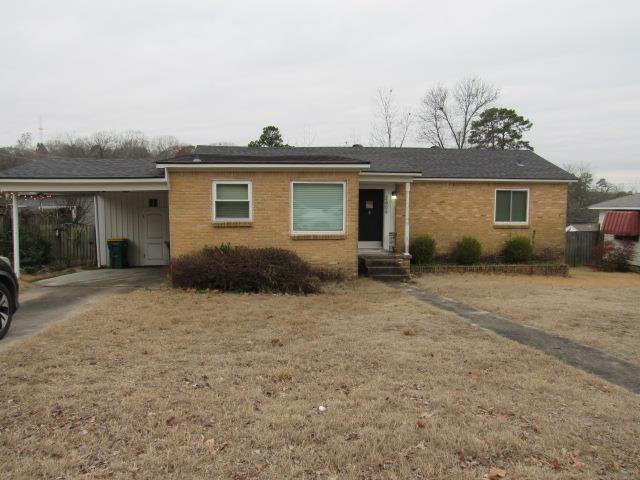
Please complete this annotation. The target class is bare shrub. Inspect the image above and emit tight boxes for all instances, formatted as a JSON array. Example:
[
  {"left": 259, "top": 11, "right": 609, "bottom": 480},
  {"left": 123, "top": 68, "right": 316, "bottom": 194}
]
[
  {"left": 170, "top": 245, "right": 340, "bottom": 294},
  {"left": 592, "top": 241, "right": 635, "bottom": 272}
]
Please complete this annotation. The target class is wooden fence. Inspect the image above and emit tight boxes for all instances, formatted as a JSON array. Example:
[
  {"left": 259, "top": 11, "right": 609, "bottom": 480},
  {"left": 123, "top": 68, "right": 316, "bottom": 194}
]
[
  {"left": 0, "top": 214, "right": 96, "bottom": 267},
  {"left": 565, "top": 231, "right": 600, "bottom": 267}
]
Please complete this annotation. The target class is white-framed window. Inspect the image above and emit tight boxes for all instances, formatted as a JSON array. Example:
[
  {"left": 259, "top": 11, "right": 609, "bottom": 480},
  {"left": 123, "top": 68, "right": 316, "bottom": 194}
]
[
  {"left": 212, "top": 181, "right": 252, "bottom": 221},
  {"left": 494, "top": 188, "right": 529, "bottom": 224},
  {"left": 291, "top": 181, "right": 346, "bottom": 234}
]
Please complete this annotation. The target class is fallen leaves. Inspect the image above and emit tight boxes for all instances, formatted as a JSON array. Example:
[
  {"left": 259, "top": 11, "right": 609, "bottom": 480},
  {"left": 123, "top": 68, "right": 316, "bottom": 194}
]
[
  {"left": 165, "top": 416, "right": 178, "bottom": 426},
  {"left": 487, "top": 466, "right": 506, "bottom": 479},
  {"left": 50, "top": 403, "right": 64, "bottom": 417},
  {"left": 204, "top": 438, "right": 216, "bottom": 452},
  {"left": 402, "top": 326, "right": 416, "bottom": 336}
]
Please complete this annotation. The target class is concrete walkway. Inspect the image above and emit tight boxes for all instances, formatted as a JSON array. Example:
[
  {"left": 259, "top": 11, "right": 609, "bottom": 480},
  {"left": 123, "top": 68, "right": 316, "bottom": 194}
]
[
  {"left": 397, "top": 283, "right": 640, "bottom": 394},
  {"left": 0, "top": 268, "right": 167, "bottom": 352}
]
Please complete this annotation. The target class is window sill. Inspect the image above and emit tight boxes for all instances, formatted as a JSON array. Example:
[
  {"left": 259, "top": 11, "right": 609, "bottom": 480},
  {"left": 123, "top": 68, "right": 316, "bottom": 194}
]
[
  {"left": 493, "top": 223, "right": 530, "bottom": 229},
  {"left": 213, "top": 221, "right": 253, "bottom": 228},
  {"left": 291, "top": 233, "right": 346, "bottom": 240}
]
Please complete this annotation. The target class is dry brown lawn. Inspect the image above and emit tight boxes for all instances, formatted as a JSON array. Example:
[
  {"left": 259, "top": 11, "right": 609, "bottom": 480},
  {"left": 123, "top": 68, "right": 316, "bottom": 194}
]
[
  {"left": 1, "top": 279, "right": 639, "bottom": 479},
  {"left": 415, "top": 268, "right": 640, "bottom": 365}
]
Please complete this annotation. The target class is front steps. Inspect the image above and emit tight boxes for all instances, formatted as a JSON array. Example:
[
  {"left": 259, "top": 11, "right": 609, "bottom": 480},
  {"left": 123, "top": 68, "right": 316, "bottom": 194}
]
[{"left": 359, "top": 253, "right": 411, "bottom": 282}]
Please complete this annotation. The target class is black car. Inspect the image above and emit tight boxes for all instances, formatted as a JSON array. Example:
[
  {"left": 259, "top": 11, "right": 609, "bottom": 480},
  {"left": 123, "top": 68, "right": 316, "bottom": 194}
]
[{"left": 0, "top": 256, "right": 19, "bottom": 340}]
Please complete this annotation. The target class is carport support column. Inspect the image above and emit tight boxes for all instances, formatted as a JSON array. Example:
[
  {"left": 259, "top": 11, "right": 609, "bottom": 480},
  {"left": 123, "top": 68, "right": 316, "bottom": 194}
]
[
  {"left": 11, "top": 193, "right": 20, "bottom": 278},
  {"left": 404, "top": 182, "right": 410, "bottom": 255}
]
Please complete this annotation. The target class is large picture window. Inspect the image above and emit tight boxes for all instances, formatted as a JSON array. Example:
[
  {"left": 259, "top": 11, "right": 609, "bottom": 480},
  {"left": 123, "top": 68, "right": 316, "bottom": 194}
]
[
  {"left": 213, "top": 181, "right": 252, "bottom": 221},
  {"left": 495, "top": 189, "right": 529, "bottom": 224},
  {"left": 291, "top": 182, "right": 345, "bottom": 234}
]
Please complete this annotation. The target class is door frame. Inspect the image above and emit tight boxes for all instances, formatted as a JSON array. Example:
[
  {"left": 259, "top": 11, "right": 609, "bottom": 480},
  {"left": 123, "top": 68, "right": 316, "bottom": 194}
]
[
  {"left": 141, "top": 207, "right": 169, "bottom": 266},
  {"left": 358, "top": 184, "right": 396, "bottom": 251}
]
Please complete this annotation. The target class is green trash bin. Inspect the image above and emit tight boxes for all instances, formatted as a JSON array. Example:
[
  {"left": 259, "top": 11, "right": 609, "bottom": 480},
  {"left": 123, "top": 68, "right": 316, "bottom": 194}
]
[{"left": 107, "top": 238, "right": 129, "bottom": 268}]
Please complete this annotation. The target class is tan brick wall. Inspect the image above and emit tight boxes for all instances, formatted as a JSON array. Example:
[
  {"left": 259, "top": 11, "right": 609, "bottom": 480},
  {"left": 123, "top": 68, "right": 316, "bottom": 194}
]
[
  {"left": 167, "top": 170, "right": 359, "bottom": 275},
  {"left": 395, "top": 182, "right": 568, "bottom": 259}
]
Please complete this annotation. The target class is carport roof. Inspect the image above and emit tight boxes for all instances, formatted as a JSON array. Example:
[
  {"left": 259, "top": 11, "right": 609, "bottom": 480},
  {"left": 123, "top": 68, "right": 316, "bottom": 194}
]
[{"left": 0, "top": 156, "right": 163, "bottom": 179}]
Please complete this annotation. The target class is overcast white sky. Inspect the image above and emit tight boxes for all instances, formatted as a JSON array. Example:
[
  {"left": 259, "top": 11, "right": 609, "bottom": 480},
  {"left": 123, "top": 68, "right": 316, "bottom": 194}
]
[{"left": 1, "top": 0, "right": 638, "bottom": 188}]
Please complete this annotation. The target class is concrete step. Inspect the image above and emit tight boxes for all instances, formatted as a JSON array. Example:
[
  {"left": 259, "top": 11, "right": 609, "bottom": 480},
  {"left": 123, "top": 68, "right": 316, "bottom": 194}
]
[
  {"left": 363, "top": 258, "right": 401, "bottom": 267},
  {"left": 369, "top": 273, "right": 410, "bottom": 282},
  {"left": 367, "top": 266, "right": 409, "bottom": 275}
]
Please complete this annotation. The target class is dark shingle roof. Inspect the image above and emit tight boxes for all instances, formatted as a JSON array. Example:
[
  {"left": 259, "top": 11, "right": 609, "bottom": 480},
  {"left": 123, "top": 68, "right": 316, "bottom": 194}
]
[
  {"left": 0, "top": 148, "right": 576, "bottom": 182},
  {"left": 589, "top": 193, "right": 640, "bottom": 210},
  {"left": 193, "top": 146, "right": 575, "bottom": 180},
  {"left": 157, "top": 154, "right": 368, "bottom": 165},
  {"left": 0, "top": 156, "right": 163, "bottom": 179}
]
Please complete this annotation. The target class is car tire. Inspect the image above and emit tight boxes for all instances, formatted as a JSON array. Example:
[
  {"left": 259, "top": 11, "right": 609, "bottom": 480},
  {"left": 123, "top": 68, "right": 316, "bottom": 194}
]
[{"left": 0, "top": 283, "right": 14, "bottom": 340}]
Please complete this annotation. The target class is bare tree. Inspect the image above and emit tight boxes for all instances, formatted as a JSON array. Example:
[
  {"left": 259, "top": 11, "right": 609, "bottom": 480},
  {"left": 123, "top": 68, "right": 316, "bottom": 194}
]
[
  {"left": 15, "top": 132, "right": 34, "bottom": 151},
  {"left": 370, "top": 88, "right": 413, "bottom": 148},
  {"left": 113, "top": 130, "right": 149, "bottom": 158},
  {"left": 150, "top": 135, "right": 190, "bottom": 159},
  {"left": 418, "top": 76, "right": 499, "bottom": 149},
  {"left": 417, "top": 86, "right": 448, "bottom": 148},
  {"left": 61, "top": 195, "right": 93, "bottom": 224},
  {"left": 88, "top": 131, "right": 116, "bottom": 158}
]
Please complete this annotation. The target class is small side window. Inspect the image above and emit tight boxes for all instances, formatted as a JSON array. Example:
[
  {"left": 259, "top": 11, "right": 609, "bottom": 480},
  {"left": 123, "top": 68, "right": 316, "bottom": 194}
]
[
  {"left": 213, "top": 181, "right": 252, "bottom": 221},
  {"left": 148, "top": 198, "right": 158, "bottom": 208},
  {"left": 495, "top": 189, "right": 529, "bottom": 224}
]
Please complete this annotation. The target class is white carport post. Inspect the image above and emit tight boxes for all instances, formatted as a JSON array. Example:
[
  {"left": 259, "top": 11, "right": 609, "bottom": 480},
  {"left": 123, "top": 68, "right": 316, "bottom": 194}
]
[
  {"left": 11, "top": 193, "right": 20, "bottom": 278},
  {"left": 404, "top": 182, "right": 411, "bottom": 255}
]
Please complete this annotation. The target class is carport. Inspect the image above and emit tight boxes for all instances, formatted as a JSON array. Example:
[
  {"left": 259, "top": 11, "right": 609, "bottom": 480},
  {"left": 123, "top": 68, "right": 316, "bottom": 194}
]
[{"left": 0, "top": 157, "right": 170, "bottom": 276}]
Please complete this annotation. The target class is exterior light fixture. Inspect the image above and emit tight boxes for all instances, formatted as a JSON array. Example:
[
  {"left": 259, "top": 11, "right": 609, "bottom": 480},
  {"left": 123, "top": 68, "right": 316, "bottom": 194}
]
[{"left": 391, "top": 191, "right": 397, "bottom": 200}]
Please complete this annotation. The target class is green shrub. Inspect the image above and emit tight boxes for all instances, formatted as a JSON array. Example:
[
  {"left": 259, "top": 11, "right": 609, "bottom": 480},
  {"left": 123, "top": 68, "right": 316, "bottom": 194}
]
[
  {"left": 171, "top": 246, "right": 340, "bottom": 294},
  {"left": 503, "top": 236, "right": 533, "bottom": 263},
  {"left": 0, "top": 230, "right": 51, "bottom": 272},
  {"left": 454, "top": 236, "right": 482, "bottom": 265},
  {"left": 410, "top": 235, "right": 436, "bottom": 264}
]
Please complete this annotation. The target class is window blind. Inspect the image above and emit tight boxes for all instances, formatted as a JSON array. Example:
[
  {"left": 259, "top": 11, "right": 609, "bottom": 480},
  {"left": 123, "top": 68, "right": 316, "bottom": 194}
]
[{"left": 292, "top": 183, "right": 344, "bottom": 232}]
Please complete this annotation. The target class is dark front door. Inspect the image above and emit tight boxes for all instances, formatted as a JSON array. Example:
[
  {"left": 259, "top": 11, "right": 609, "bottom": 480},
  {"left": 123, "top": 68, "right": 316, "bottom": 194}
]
[{"left": 358, "top": 189, "right": 384, "bottom": 242}]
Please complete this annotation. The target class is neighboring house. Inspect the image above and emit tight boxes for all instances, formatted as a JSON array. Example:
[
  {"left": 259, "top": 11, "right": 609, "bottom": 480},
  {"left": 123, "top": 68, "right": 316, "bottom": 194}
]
[
  {"left": 0, "top": 148, "right": 575, "bottom": 276},
  {"left": 589, "top": 193, "right": 640, "bottom": 268}
]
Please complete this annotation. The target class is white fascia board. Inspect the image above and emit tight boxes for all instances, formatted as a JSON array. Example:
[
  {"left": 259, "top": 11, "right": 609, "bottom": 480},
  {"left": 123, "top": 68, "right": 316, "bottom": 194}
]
[
  {"left": 360, "top": 171, "right": 421, "bottom": 176},
  {"left": 588, "top": 206, "right": 640, "bottom": 210},
  {"left": 157, "top": 163, "right": 370, "bottom": 170},
  {"left": 359, "top": 172, "right": 418, "bottom": 183},
  {"left": 413, "top": 177, "right": 577, "bottom": 183},
  {"left": 0, "top": 178, "right": 168, "bottom": 192}
]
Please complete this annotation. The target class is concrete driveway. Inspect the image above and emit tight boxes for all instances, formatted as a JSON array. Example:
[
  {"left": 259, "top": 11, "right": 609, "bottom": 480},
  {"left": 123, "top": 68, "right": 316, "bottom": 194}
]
[{"left": 0, "top": 268, "right": 167, "bottom": 351}]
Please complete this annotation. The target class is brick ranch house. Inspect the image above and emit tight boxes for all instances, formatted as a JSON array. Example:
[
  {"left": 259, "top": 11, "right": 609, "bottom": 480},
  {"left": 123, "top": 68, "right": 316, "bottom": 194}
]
[{"left": 0, "top": 146, "right": 575, "bottom": 277}]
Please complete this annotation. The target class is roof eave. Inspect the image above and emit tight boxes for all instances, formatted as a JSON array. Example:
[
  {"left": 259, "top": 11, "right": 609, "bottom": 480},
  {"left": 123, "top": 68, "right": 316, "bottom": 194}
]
[
  {"left": 589, "top": 206, "right": 640, "bottom": 210},
  {"left": 156, "top": 163, "right": 370, "bottom": 170},
  {"left": 0, "top": 177, "right": 167, "bottom": 192},
  {"left": 413, "top": 177, "right": 577, "bottom": 183}
]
